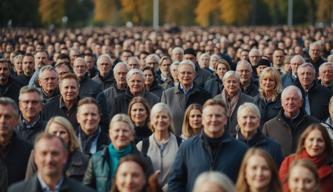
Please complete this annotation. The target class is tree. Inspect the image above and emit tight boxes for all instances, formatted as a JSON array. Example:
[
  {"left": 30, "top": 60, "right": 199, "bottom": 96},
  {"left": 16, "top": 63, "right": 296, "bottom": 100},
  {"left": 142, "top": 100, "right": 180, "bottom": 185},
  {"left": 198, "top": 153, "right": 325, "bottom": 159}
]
[
  {"left": 316, "top": 0, "right": 333, "bottom": 24},
  {"left": 39, "top": 0, "right": 64, "bottom": 25},
  {"left": 164, "top": 0, "right": 197, "bottom": 25},
  {"left": 195, "top": 0, "right": 219, "bottom": 26},
  {"left": 94, "top": 0, "right": 122, "bottom": 25}
]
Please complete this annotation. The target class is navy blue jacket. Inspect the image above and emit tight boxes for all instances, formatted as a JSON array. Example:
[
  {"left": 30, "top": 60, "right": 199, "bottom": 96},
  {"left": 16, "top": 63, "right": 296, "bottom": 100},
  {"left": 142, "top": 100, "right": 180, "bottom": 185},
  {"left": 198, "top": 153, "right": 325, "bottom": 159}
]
[{"left": 167, "top": 132, "right": 248, "bottom": 192}]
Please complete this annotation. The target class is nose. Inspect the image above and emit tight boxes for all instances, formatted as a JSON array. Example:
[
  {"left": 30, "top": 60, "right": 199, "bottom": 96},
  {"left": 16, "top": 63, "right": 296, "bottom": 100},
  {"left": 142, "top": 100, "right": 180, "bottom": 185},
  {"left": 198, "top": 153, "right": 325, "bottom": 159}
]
[{"left": 297, "top": 181, "right": 306, "bottom": 190}]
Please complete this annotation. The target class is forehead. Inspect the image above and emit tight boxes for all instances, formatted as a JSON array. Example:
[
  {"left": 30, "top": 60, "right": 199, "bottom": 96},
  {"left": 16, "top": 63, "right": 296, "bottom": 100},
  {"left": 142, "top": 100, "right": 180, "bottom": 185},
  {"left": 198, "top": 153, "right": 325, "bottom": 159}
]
[
  {"left": 0, "top": 104, "right": 16, "bottom": 115},
  {"left": 78, "top": 103, "right": 99, "bottom": 112},
  {"left": 111, "top": 121, "right": 131, "bottom": 130},
  {"left": 35, "top": 52, "right": 47, "bottom": 57},
  {"left": 238, "top": 107, "right": 258, "bottom": 117},
  {"left": 35, "top": 138, "right": 64, "bottom": 152},
  {"left": 178, "top": 64, "right": 194, "bottom": 72},
  {"left": 203, "top": 105, "right": 224, "bottom": 115},
  {"left": 61, "top": 78, "right": 78, "bottom": 86},
  {"left": 237, "top": 63, "right": 250, "bottom": 70},
  {"left": 74, "top": 60, "right": 86, "bottom": 66},
  {"left": 20, "top": 91, "right": 40, "bottom": 99},
  {"left": 282, "top": 89, "right": 300, "bottom": 99},
  {"left": 297, "top": 66, "right": 313, "bottom": 73},
  {"left": 41, "top": 69, "right": 57, "bottom": 76},
  {"left": 129, "top": 74, "right": 143, "bottom": 81}
]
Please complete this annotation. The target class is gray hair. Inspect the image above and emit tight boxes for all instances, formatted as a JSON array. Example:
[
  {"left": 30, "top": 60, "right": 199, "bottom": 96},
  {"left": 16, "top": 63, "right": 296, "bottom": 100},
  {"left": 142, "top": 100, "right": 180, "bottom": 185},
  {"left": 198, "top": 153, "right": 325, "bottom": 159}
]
[
  {"left": 73, "top": 57, "right": 87, "bottom": 66},
  {"left": 178, "top": 60, "right": 196, "bottom": 71},
  {"left": 223, "top": 70, "right": 240, "bottom": 82},
  {"left": 172, "top": 47, "right": 184, "bottom": 55},
  {"left": 327, "top": 54, "right": 333, "bottom": 63},
  {"left": 170, "top": 61, "right": 180, "bottom": 70},
  {"left": 249, "top": 48, "right": 260, "bottom": 56},
  {"left": 309, "top": 41, "right": 322, "bottom": 50},
  {"left": 113, "top": 62, "right": 129, "bottom": 76},
  {"left": 126, "top": 68, "right": 145, "bottom": 83},
  {"left": 96, "top": 54, "right": 112, "bottom": 65},
  {"left": 237, "top": 102, "right": 261, "bottom": 119},
  {"left": 109, "top": 114, "right": 135, "bottom": 133},
  {"left": 297, "top": 62, "right": 316, "bottom": 76},
  {"left": 193, "top": 171, "right": 236, "bottom": 192},
  {"left": 19, "top": 86, "right": 43, "bottom": 102},
  {"left": 236, "top": 60, "right": 253, "bottom": 73},
  {"left": 38, "top": 65, "right": 57, "bottom": 79},
  {"left": 145, "top": 54, "right": 160, "bottom": 63},
  {"left": 290, "top": 55, "right": 305, "bottom": 64},
  {"left": 0, "top": 97, "right": 19, "bottom": 117},
  {"left": 319, "top": 62, "right": 333, "bottom": 73},
  {"left": 281, "top": 85, "right": 303, "bottom": 101},
  {"left": 150, "top": 103, "right": 175, "bottom": 133}
]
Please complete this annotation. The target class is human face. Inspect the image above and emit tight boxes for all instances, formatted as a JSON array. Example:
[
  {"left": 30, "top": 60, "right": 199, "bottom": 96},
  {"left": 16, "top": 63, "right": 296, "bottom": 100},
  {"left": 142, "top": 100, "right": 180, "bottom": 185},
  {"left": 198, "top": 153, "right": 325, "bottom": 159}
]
[
  {"left": 184, "top": 54, "right": 196, "bottom": 64},
  {"left": 114, "top": 65, "right": 128, "bottom": 88},
  {"left": 304, "top": 129, "right": 326, "bottom": 157},
  {"left": 77, "top": 104, "right": 100, "bottom": 135},
  {"left": 236, "top": 63, "right": 252, "bottom": 84},
  {"left": 97, "top": 57, "right": 112, "bottom": 77},
  {"left": 273, "top": 50, "right": 284, "bottom": 66},
  {"left": 178, "top": 64, "right": 195, "bottom": 88},
  {"left": 189, "top": 109, "right": 202, "bottom": 130},
  {"left": 143, "top": 69, "right": 154, "bottom": 87},
  {"left": 238, "top": 108, "right": 260, "bottom": 137},
  {"left": 14, "top": 58, "right": 23, "bottom": 75},
  {"left": 151, "top": 111, "right": 170, "bottom": 133},
  {"left": 216, "top": 63, "right": 228, "bottom": 80},
  {"left": 160, "top": 59, "right": 171, "bottom": 75},
  {"left": 84, "top": 56, "right": 95, "bottom": 70},
  {"left": 223, "top": 76, "right": 240, "bottom": 97},
  {"left": 115, "top": 161, "right": 146, "bottom": 192},
  {"left": 260, "top": 76, "right": 276, "bottom": 93},
  {"left": 22, "top": 56, "right": 35, "bottom": 76},
  {"left": 202, "top": 105, "right": 227, "bottom": 138},
  {"left": 297, "top": 67, "right": 315, "bottom": 89},
  {"left": 170, "top": 65, "right": 179, "bottom": 82},
  {"left": 73, "top": 59, "right": 87, "bottom": 78},
  {"left": 319, "top": 65, "right": 333, "bottom": 84},
  {"left": 282, "top": 89, "right": 302, "bottom": 118},
  {"left": 249, "top": 52, "right": 260, "bottom": 65},
  {"left": 290, "top": 58, "right": 303, "bottom": 75},
  {"left": 0, "top": 105, "right": 18, "bottom": 145},
  {"left": 109, "top": 122, "right": 134, "bottom": 150},
  {"left": 59, "top": 78, "right": 79, "bottom": 103},
  {"left": 288, "top": 166, "right": 317, "bottom": 192},
  {"left": 34, "top": 52, "right": 48, "bottom": 68},
  {"left": 245, "top": 155, "right": 272, "bottom": 191},
  {"left": 34, "top": 138, "right": 67, "bottom": 178},
  {"left": 128, "top": 74, "right": 144, "bottom": 96},
  {"left": 256, "top": 65, "right": 268, "bottom": 75},
  {"left": 48, "top": 123, "right": 70, "bottom": 145},
  {"left": 309, "top": 45, "right": 320, "bottom": 60},
  {"left": 55, "top": 64, "right": 70, "bottom": 78},
  {"left": 38, "top": 70, "right": 58, "bottom": 93},
  {"left": 194, "top": 181, "right": 224, "bottom": 192},
  {"left": 130, "top": 103, "right": 148, "bottom": 126},
  {"left": 0, "top": 63, "right": 10, "bottom": 85},
  {"left": 19, "top": 92, "right": 43, "bottom": 122},
  {"left": 128, "top": 58, "right": 140, "bottom": 69}
]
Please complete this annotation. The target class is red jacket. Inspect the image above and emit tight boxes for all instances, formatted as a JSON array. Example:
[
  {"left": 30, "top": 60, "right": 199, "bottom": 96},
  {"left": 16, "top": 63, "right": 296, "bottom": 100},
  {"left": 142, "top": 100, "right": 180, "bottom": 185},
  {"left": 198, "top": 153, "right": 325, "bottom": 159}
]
[{"left": 279, "top": 151, "right": 333, "bottom": 192}]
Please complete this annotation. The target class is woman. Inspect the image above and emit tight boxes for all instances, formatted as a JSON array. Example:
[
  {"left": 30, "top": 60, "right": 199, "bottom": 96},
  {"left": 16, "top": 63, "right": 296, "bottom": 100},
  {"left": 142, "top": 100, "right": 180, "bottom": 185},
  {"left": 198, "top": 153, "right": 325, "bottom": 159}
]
[
  {"left": 25, "top": 116, "right": 88, "bottom": 181},
  {"left": 83, "top": 114, "right": 153, "bottom": 192},
  {"left": 279, "top": 124, "right": 333, "bottom": 192},
  {"left": 235, "top": 102, "right": 283, "bottom": 166},
  {"left": 181, "top": 104, "right": 203, "bottom": 140},
  {"left": 193, "top": 171, "right": 235, "bottom": 192},
  {"left": 254, "top": 67, "right": 282, "bottom": 124},
  {"left": 236, "top": 148, "right": 282, "bottom": 192},
  {"left": 287, "top": 159, "right": 320, "bottom": 192},
  {"left": 128, "top": 96, "right": 152, "bottom": 143},
  {"left": 13, "top": 54, "right": 23, "bottom": 76},
  {"left": 137, "top": 103, "right": 181, "bottom": 191},
  {"left": 156, "top": 56, "right": 173, "bottom": 88},
  {"left": 112, "top": 155, "right": 162, "bottom": 192},
  {"left": 204, "top": 58, "right": 230, "bottom": 97},
  {"left": 143, "top": 66, "right": 164, "bottom": 98}
]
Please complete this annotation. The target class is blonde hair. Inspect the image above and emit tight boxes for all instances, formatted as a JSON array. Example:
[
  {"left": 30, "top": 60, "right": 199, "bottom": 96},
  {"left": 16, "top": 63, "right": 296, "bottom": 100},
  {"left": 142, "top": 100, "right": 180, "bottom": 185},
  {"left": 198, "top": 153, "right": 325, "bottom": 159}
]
[
  {"left": 149, "top": 103, "right": 175, "bottom": 133},
  {"left": 259, "top": 67, "right": 282, "bottom": 101}
]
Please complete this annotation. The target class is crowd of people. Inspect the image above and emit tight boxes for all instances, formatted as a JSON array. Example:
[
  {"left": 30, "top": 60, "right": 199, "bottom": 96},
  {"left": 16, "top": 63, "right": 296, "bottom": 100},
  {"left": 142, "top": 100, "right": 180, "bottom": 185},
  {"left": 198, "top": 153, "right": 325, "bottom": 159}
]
[{"left": 1, "top": 26, "right": 333, "bottom": 192}]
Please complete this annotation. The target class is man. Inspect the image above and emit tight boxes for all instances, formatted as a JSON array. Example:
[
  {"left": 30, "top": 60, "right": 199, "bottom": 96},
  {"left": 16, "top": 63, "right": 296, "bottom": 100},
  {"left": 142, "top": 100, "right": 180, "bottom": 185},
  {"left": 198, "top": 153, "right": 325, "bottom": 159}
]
[
  {"left": 248, "top": 48, "right": 261, "bottom": 67},
  {"left": 0, "top": 59, "right": 22, "bottom": 102},
  {"left": 15, "top": 54, "right": 35, "bottom": 86},
  {"left": 0, "top": 97, "right": 32, "bottom": 191},
  {"left": 8, "top": 133, "right": 94, "bottom": 192},
  {"left": 73, "top": 58, "right": 102, "bottom": 98},
  {"left": 43, "top": 73, "right": 80, "bottom": 129},
  {"left": 263, "top": 47, "right": 274, "bottom": 62},
  {"left": 171, "top": 47, "right": 183, "bottom": 62},
  {"left": 127, "top": 56, "right": 140, "bottom": 69},
  {"left": 161, "top": 60, "right": 211, "bottom": 135},
  {"left": 38, "top": 65, "right": 59, "bottom": 104},
  {"left": 168, "top": 99, "right": 248, "bottom": 192},
  {"left": 145, "top": 54, "right": 160, "bottom": 70},
  {"left": 183, "top": 48, "right": 211, "bottom": 88},
  {"left": 281, "top": 55, "right": 305, "bottom": 88},
  {"left": 15, "top": 86, "right": 46, "bottom": 144},
  {"left": 97, "top": 62, "right": 128, "bottom": 127},
  {"left": 76, "top": 98, "right": 109, "bottom": 155},
  {"left": 294, "top": 63, "right": 332, "bottom": 121},
  {"left": 263, "top": 86, "right": 319, "bottom": 156},
  {"left": 120, "top": 49, "right": 133, "bottom": 64},
  {"left": 109, "top": 68, "right": 159, "bottom": 119},
  {"left": 92, "top": 54, "right": 114, "bottom": 90},
  {"left": 55, "top": 59, "right": 71, "bottom": 79},
  {"left": 272, "top": 49, "right": 285, "bottom": 73},
  {"left": 306, "top": 41, "right": 326, "bottom": 73},
  {"left": 28, "top": 51, "right": 49, "bottom": 87},
  {"left": 318, "top": 62, "right": 333, "bottom": 90},
  {"left": 69, "top": 48, "right": 81, "bottom": 66},
  {"left": 236, "top": 60, "right": 258, "bottom": 97},
  {"left": 84, "top": 54, "right": 98, "bottom": 78}
]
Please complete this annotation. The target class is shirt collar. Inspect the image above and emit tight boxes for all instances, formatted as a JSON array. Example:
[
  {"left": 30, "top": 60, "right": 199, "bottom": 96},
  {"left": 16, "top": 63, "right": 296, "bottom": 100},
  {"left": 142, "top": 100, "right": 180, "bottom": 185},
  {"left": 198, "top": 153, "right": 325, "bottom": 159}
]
[
  {"left": 179, "top": 83, "right": 193, "bottom": 95},
  {"left": 37, "top": 173, "right": 64, "bottom": 192},
  {"left": 21, "top": 115, "right": 40, "bottom": 129}
]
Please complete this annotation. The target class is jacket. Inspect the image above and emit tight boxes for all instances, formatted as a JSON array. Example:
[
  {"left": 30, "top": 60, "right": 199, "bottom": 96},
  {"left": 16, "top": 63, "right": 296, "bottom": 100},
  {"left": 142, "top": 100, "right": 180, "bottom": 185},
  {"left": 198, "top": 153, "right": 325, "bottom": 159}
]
[
  {"left": 79, "top": 74, "right": 103, "bottom": 99},
  {"left": 0, "top": 76, "right": 23, "bottom": 102},
  {"left": 214, "top": 92, "right": 255, "bottom": 135},
  {"left": 92, "top": 72, "right": 114, "bottom": 90},
  {"left": 9, "top": 175, "right": 95, "bottom": 192},
  {"left": 263, "top": 110, "right": 319, "bottom": 156},
  {"left": 15, "top": 116, "right": 46, "bottom": 145},
  {"left": 235, "top": 129, "right": 283, "bottom": 166},
  {"left": 241, "top": 78, "right": 259, "bottom": 97},
  {"left": 204, "top": 76, "right": 223, "bottom": 97},
  {"left": 161, "top": 84, "right": 211, "bottom": 135},
  {"left": 254, "top": 94, "right": 282, "bottom": 125},
  {"left": 167, "top": 131, "right": 248, "bottom": 192},
  {"left": 137, "top": 133, "right": 179, "bottom": 190},
  {"left": 25, "top": 149, "right": 89, "bottom": 182},
  {"left": 83, "top": 145, "right": 153, "bottom": 192}
]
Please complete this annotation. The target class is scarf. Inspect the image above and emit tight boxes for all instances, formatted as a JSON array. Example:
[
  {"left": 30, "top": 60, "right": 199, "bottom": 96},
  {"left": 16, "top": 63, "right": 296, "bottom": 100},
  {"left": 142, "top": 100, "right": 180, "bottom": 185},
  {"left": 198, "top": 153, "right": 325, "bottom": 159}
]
[
  {"left": 298, "top": 150, "right": 333, "bottom": 179},
  {"left": 108, "top": 144, "right": 132, "bottom": 177},
  {"left": 221, "top": 89, "right": 240, "bottom": 117}
]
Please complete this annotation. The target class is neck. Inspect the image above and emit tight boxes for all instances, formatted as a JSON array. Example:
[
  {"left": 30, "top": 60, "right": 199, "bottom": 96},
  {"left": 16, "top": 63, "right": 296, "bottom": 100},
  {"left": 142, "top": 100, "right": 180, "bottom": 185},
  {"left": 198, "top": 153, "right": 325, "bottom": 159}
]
[
  {"left": 182, "top": 84, "right": 192, "bottom": 91},
  {"left": 284, "top": 110, "right": 300, "bottom": 119},
  {"left": 135, "top": 121, "right": 145, "bottom": 127},
  {"left": 154, "top": 130, "right": 170, "bottom": 142},
  {"left": 40, "top": 174, "right": 62, "bottom": 191},
  {"left": 24, "top": 115, "right": 39, "bottom": 124},
  {"left": 250, "top": 187, "right": 269, "bottom": 192},
  {"left": 302, "top": 82, "right": 313, "bottom": 91},
  {"left": 322, "top": 80, "right": 331, "bottom": 87},
  {"left": 0, "top": 78, "right": 9, "bottom": 86},
  {"left": 263, "top": 90, "right": 274, "bottom": 100},
  {"left": 241, "top": 80, "right": 250, "bottom": 87},
  {"left": 43, "top": 88, "right": 55, "bottom": 96},
  {"left": 240, "top": 130, "right": 256, "bottom": 140},
  {"left": 117, "top": 83, "right": 127, "bottom": 90},
  {"left": 64, "top": 100, "right": 74, "bottom": 109}
]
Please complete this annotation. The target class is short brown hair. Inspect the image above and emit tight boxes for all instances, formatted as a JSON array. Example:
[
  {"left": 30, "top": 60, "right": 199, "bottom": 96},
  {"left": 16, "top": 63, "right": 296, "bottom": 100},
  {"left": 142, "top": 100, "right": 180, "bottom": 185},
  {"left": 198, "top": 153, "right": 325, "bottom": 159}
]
[
  {"left": 77, "top": 97, "right": 101, "bottom": 114},
  {"left": 203, "top": 99, "right": 227, "bottom": 117},
  {"left": 34, "top": 132, "right": 68, "bottom": 152},
  {"left": 59, "top": 73, "right": 79, "bottom": 87}
]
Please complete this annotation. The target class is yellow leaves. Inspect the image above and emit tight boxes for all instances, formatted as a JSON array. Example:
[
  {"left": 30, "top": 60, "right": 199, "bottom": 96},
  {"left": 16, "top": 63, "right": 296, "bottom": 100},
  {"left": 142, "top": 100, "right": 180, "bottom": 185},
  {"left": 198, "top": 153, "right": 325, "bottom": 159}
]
[
  {"left": 93, "top": 0, "right": 116, "bottom": 23},
  {"left": 317, "top": 0, "right": 333, "bottom": 23},
  {"left": 39, "top": 0, "right": 64, "bottom": 24},
  {"left": 195, "top": 0, "right": 219, "bottom": 26}
]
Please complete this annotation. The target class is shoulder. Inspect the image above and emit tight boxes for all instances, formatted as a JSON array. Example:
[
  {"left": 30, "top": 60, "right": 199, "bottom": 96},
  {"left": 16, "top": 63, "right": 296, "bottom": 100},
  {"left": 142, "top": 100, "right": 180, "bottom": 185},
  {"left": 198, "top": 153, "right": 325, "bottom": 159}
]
[
  {"left": 66, "top": 178, "right": 95, "bottom": 192},
  {"left": 240, "top": 92, "right": 255, "bottom": 102},
  {"left": 8, "top": 180, "right": 29, "bottom": 192}
]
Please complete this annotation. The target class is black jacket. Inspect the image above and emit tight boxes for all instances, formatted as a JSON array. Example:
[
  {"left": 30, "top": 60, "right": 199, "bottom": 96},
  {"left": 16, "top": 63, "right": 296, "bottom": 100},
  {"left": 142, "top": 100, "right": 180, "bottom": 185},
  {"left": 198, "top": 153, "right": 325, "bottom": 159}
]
[
  {"left": 0, "top": 77, "right": 23, "bottom": 102},
  {"left": 92, "top": 72, "right": 114, "bottom": 90},
  {"left": 254, "top": 94, "right": 282, "bottom": 124},
  {"left": 15, "top": 116, "right": 47, "bottom": 145},
  {"left": 9, "top": 175, "right": 95, "bottom": 192},
  {"left": 204, "top": 76, "right": 223, "bottom": 97},
  {"left": 79, "top": 74, "right": 103, "bottom": 99},
  {"left": 77, "top": 128, "right": 110, "bottom": 155}
]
